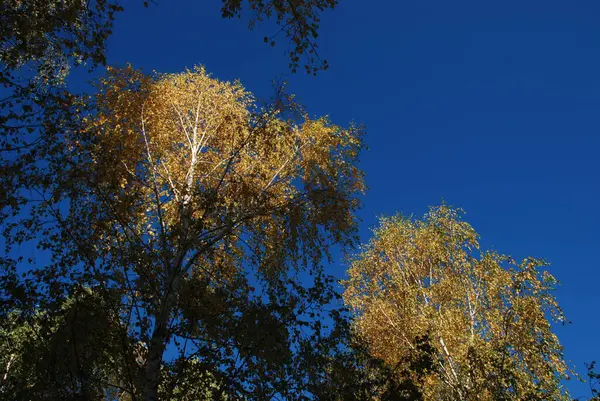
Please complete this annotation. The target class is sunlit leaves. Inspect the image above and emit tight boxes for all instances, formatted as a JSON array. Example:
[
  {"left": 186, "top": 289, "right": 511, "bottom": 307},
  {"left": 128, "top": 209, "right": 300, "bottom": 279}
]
[
  {"left": 344, "top": 205, "right": 571, "bottom": 401},
  {"left": 1, "top": 65, "right": 364, "bottom": 400}
]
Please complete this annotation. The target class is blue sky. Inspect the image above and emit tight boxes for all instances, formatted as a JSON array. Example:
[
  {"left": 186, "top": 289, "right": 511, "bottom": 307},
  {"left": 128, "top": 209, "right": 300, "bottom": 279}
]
[{"left": 98, "top": 0, "right": 599, "bottom": 396}]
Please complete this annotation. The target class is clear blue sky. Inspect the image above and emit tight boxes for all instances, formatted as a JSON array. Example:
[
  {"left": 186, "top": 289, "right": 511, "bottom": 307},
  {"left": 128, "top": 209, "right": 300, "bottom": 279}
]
[{"left": 97, "top": 0, "right": 599, "bottom": 396}]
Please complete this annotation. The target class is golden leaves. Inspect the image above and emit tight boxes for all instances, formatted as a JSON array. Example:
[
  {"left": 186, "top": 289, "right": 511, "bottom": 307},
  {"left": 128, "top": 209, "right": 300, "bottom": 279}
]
[
  {"left": 78, "top": 64, "right": 366, "bottom": 301},
  {"left": 343, "top": 205, "right": 571, "bottom": 401},
  {"left": 60, "top": 65, "right": 367, "bottom": 398}
]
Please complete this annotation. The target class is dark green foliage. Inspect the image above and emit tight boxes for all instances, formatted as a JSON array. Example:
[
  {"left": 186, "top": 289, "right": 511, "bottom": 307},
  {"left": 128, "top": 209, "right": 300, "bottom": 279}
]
[
  {"left": 582, "top": 362, "right": 600, "bottom": 401},
  {"left": 0, "top": 286, "right": 141, "bottom": 400},
  {"left": 221, "top": 0, "right": 337, "bottom": 74}
]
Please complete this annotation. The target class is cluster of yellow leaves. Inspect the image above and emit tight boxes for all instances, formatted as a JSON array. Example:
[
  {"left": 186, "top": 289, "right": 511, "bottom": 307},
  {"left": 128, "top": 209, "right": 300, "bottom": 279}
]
[
  {"left": 79, "top": 63, "right": 364, "bottom": 297},
  {"left": 344, "top": 205, "right": 571, "bottom": 401}
]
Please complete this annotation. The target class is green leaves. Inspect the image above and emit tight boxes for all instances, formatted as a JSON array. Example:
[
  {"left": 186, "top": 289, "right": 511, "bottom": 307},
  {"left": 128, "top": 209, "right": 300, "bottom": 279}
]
[{"left": 0, "top": 287, "right": 138, "bottom": 400}]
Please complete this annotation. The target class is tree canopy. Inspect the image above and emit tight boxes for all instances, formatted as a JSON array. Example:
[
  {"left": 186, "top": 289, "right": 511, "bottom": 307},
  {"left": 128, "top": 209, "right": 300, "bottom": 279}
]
[
  {"left": 1, "top": 65, "right": 365, "bottom": 400},
  {"left": 1, "top": 2, "right": 595, "bottom": 401},
  {"left": 344, "top": 205, "right": 572, "bottom": 401},
  {"left": 0, "top": 0, "right": 340, "bottom": 231}
]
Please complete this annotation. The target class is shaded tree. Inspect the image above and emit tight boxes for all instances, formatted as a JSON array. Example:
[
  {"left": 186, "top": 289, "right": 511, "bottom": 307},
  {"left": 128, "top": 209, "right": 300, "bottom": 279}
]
[
  {"left": 0, "top": 286, "right": 140, "bottom": 400},
  {"left": 0, "top": 0, "right": 336, "bottom": 83},
  {"left": 0, "top": 0, "right": 123, "bottom": 154},
  {"left": 221, "top": 0, "right": 337, "bottom": 74},
  {"left": 577, "top": 362, "right": 600, "bottom": 401}
]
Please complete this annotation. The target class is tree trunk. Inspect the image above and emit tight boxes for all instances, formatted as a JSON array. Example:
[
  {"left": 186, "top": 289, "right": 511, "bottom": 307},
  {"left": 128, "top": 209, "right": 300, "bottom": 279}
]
[
  {"left": 142, "top": 289, "right": 176, "bottom": 401},
  {"left": 143, "top": 113, "right": 199, "bottom": 400},
  {"left": 142, "top": 213, "right": 190, "bottom": 400}
]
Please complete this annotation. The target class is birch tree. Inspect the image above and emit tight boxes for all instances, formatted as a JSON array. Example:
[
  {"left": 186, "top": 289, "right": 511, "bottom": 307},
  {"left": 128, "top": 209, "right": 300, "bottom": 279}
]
[
  {"left": 344, "top": 205, "right": 571, "bottom": 401},
  {"left": 1, "top": 65, "right": 364, "bottom": 400},
  {"left": 1, "top": 0, "right": 338, "bottom": 240}
]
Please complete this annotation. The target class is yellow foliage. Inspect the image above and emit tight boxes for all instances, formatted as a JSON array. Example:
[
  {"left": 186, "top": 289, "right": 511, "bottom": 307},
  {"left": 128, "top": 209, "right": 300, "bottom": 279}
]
[
  {"left": 344, "top": 205, "right": 571, "bottom": 401},
  {"left": 74, "top": 65, "right": 365, "bottom": 399}
]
